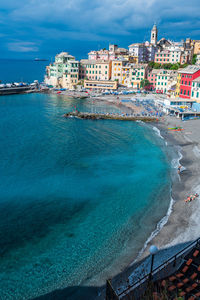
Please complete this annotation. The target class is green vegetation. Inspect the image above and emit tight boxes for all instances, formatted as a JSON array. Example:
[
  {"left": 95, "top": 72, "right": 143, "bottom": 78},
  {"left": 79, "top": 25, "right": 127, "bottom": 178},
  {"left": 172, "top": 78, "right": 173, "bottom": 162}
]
[
  {"left": 192, "top": 54, "right": 197, "bottom": 64},
  {"left": 77, "top": 79, "right": 84, "bottom": 85},
  {"left": 140, "top": 79, "right": 151, "bottom": 88},
  {"left": 148, "top": 61, "right": 188, "bottom": 70}
]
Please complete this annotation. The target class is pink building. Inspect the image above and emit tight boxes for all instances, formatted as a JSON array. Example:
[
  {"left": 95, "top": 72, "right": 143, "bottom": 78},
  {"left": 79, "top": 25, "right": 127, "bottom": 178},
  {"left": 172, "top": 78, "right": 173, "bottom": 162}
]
[
  {"left": 88, "top": 50, "right": 116, "bottom": 61},
  {"left": 154, "top": 50, "right": 170, "bottom": 64},
  {"left": 147, "top": 69, "right": 160, "bottom": 90}
]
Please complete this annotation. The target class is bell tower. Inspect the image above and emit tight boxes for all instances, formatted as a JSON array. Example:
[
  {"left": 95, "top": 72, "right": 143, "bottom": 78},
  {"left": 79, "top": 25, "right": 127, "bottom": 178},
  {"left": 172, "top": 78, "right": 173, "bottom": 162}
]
[{"left": 151, "top": 24, "right": 158, "bottom": 45}]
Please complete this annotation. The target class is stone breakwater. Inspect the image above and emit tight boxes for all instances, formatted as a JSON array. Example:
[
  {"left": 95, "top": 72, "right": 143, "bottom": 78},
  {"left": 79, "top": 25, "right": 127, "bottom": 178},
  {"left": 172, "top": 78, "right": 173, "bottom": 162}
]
[{"left": 64, "top": 111, "right": 158, "bottom": 122}]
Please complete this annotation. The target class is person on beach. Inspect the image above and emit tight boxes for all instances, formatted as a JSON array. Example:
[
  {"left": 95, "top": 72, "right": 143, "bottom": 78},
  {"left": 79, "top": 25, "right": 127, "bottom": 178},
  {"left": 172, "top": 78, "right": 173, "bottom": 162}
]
[
  {"left": 185, "top": 193, "right": 199, "bottom": 202},
  {"left": 177, "top": 165, "right": 181, "bottom": 174}
]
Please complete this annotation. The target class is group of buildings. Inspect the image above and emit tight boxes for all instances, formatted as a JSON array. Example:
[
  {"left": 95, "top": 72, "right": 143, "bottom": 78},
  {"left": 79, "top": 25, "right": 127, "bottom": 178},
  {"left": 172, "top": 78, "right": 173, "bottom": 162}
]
[{"left": 45, "top": 25, "right": 200, "bottom": 103}]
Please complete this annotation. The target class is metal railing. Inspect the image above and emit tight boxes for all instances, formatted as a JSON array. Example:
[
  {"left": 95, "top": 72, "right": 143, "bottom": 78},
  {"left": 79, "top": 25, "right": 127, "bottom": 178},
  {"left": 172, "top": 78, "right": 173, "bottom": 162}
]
[{"left": 117, "top": 237, "right": 200, "bottom": 298}]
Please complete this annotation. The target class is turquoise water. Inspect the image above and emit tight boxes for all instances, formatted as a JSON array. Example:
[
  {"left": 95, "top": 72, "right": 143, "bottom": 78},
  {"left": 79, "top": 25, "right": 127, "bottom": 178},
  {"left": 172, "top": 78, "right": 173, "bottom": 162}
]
[{"left": 0, "top": 93, "right": 171, "bottom": 299}]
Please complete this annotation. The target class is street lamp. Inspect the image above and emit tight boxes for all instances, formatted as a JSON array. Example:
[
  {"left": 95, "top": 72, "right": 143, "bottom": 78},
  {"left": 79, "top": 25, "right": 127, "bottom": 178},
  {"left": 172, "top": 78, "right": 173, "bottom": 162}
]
[{"left": 149, "top": 245, "right": 158, "bottom": 280}]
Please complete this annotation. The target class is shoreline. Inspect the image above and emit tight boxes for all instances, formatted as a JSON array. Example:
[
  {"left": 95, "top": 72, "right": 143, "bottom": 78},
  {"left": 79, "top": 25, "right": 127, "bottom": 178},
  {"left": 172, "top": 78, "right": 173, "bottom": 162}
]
[
  {"left": 84, "top": 95, "right": 200, "bottom": 299},
  {"left": 144, "top": 117, "right": 200, "bottom": 250},
  {"left": 109, "top": 116, "right": 200, "bottom": 298}
]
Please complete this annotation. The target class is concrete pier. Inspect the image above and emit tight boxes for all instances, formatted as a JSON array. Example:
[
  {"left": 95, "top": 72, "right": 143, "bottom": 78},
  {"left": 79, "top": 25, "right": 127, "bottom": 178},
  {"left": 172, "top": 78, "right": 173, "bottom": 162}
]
[{"left": 64, "top": 111, "right": 158, "bottom": 122}]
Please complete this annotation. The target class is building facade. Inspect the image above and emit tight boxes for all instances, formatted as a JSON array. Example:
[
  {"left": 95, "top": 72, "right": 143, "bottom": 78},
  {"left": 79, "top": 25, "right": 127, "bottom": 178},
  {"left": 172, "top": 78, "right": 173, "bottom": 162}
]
[
  {"left": 147, "top": 69, "right": 160, "bottom": 90},
  {"left": 179, "top": 66, "right": 200, "bottom": 99},
  {"left": 191, "top": 78, "right": 200, "bottom": 102},
  {"left": 79, "top": 60, "right": 111, "bottom": 81},
  {"left": 193, "top": 40, "right": 200, "bottom": 54},
  {"left": 175, "top": 72, "right": 182, "bottom": 97},
  {"left": 45, "top": 52, "right": 79, "bottom": 89},
  {"left": 129, "top": 64, "right": 148, "bottom": 88},
  {"left": 156, "top": 70, "right": 177, "bottom": 94},
  {"left": 111, "top": 59, "right": 127, "bottom": 83}
]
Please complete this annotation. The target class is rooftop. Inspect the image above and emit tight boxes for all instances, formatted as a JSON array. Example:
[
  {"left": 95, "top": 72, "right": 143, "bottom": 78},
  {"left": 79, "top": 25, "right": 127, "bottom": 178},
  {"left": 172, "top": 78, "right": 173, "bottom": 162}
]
[
  {"left": 193, "top": 76, "right": 200, "bottom": 83},
  {"left": 178, "top": 65, "right": 200, "bottom": 74},
  {"left": 80, "top": 59, "right": 110, "bottom": 64},
  {"left": 128, "top": 43, "right": 145, "bottom": 48}
]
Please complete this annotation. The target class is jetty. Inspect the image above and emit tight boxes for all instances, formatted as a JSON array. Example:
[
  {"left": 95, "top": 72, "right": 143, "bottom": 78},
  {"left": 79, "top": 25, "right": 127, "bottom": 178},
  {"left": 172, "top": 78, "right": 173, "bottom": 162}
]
[{"left": 64, "top": 111, "right": 158, "bottom": 122}]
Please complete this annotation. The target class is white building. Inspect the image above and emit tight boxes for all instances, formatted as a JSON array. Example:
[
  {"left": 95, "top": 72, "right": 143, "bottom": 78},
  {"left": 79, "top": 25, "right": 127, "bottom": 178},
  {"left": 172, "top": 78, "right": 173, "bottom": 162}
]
[
  {"left": 191, "top": 77, "right": 200, "bottom": 102},
  {"left": 45, "top": 52, "right": 79, "bottom": 89}
]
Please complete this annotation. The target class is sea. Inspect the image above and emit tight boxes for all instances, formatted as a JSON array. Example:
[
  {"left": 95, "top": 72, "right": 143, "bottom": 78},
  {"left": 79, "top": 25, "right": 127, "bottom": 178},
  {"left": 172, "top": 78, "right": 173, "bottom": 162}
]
[{"left": 0, "top": 60, "right": 172, "bottom": 299}]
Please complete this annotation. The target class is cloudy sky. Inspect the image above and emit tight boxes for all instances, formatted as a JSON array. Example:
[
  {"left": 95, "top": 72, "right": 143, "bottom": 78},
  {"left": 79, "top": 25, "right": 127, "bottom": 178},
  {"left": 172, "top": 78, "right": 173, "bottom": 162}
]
[{"left": 0, "top": 0, "right": 200, "bottom": 59}]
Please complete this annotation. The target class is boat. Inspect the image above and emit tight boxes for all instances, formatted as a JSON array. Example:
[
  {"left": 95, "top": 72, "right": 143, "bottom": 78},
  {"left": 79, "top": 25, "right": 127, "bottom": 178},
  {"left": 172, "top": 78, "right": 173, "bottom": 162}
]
[
  {"left": 0, "top": 82, "right": 37, "bottom": 95},
  {"left": 168, "top": 127, "right": 183, "bottom": 131},
  {"left": 34, "top": 58, "right": 48, "bottom": 61}
]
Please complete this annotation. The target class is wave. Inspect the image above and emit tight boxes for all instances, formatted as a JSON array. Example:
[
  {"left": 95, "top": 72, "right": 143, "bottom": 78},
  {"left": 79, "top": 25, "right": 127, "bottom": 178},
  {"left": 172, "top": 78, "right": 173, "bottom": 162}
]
[{"left": 152, "top": 126, "right": 164, "bottom": 139}]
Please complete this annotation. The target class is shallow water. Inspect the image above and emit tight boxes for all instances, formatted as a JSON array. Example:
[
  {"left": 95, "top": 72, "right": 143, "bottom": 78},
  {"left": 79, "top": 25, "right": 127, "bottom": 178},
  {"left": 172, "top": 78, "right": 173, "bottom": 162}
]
[{"left": 0, "top": 93, "right": 171, "bottom": 299}]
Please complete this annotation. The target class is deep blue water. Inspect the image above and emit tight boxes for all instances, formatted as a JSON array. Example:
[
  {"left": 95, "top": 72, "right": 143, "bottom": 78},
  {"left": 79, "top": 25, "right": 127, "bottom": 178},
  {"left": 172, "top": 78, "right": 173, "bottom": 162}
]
[
  {"left": 0, "top": 93, "right": 171, "bottom": 299},
  {"left": 0, "top": 59, "right": 47, "bottom": 83}
]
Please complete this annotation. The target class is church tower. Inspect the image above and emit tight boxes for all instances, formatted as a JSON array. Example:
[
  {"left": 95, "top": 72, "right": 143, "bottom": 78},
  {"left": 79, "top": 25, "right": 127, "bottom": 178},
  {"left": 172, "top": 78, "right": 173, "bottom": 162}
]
[{"left": 151, "top": 24, "right": 158, "bottom": 45}]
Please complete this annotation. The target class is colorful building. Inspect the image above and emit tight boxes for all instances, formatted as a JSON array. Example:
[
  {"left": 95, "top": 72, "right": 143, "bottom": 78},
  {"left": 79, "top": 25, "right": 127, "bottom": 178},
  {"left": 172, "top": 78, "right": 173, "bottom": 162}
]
[
  {"left": 179, "top": 66, "right": 200, "bottom": 99},
  {"left": 191, "top": 78, "right": 200, "bottom": 102},
  {"left": 175, "top": 72, "right": 182, "bottom": 97},
  {"left": 79, "top": 60, "right": 111, "bottom": 81},
  {"left": 129, "top": 64, "right": 148, "bottom": 88},
  {"left": 147, "top": 69, "right": 160, "bottom": 90},
  {"left": 156, "top": 70, "right": 177, "bottom": 94},
  {"left": 193, "top": 40, "right": 200, "bottom": 54},
  {"left": 45, "top": 52, "right": 79, "bottom": 89},
  {"left": 154, "top": 50, "right": 170, "bottom": 64},
  {"left": 111, "top": 59, "right": 127, "bottom": 83}
]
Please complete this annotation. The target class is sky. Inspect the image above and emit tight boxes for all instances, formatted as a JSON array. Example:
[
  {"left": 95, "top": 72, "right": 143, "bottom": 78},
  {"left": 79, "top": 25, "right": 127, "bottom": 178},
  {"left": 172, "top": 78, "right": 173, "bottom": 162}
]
[{"left": 0, "top": 0, "right": 200, "bottom": 60}]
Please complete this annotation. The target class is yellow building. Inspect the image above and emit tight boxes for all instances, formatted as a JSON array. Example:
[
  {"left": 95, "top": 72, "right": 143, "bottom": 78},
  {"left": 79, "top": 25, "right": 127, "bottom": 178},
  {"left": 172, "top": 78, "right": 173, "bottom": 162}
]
[
  {"left": 193, "top": 40, "right": 200, "bottom": 54},
  {"left": 111, "top": 60, "right": 127, "bottom": 83},
  {"left": 60, "top": 71, "right": 79, "bottom": 90},
  {"left": 84, "top": 80, "right": 117, "bottom": 90},
  {"left": 175, "top": 72, "right": 181, "bottom": 97},
  {"left": 122, "top": 66, "right": 131, "bottom": 86}
]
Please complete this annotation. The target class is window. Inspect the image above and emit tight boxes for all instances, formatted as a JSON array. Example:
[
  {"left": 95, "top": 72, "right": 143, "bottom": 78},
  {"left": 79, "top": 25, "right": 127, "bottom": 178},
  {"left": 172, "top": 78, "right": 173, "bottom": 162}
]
[
  {"left": 188, "top": 91, "right": 189, "bottom": 96},
  {"left": 181, "top": 89, "right": 183, "bottom": 94},
  {"left": 197, "top": 92, "right": 199, "bottom": 98},
  {"left": 184, "top": 90, "right": 186, "bottom": 95},
  {"left": 192, "top": 91, "right": 194, "bottom": 97}
]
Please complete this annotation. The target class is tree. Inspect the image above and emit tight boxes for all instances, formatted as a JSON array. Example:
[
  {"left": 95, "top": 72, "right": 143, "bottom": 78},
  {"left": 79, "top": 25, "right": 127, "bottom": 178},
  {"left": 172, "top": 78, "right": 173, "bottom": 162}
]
[
  {"left": 170, "top": 63, "right": 179, "bottom": 70},
  {"left": 140, "top": 79, "right": 151, "bottom": 89},
  {"left": 180, "top": 63, "right": 188, "bottom": 68},
  {"left": 192, "top": 54, "right": 197, "bottom": 65},
  {"left": 148, "top": 61, "right": 155, "bottom": 68},
  {"left": 154, "top": 63, "right": 161, "bottom": 69},
  {"left": 163, "top": 63, "right": 172, "bottom": 69}
]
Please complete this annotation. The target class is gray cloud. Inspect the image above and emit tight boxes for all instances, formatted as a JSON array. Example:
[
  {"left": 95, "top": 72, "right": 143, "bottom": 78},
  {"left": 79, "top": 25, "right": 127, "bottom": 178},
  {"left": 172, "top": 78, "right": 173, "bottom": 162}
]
[
  {"left": 7, "top": 42, "right": 38, "bottom": 52},
  {"left": 0, "top": 0, "right": 199, "bottom": 58}
]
